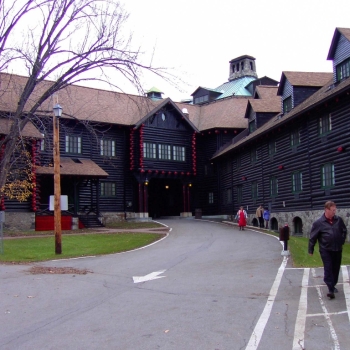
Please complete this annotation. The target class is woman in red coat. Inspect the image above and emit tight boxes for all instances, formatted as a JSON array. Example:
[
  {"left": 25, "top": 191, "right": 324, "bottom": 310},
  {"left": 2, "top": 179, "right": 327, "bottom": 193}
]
[{"left": 237, "top": 206, "right": 247, "bottom": 230}]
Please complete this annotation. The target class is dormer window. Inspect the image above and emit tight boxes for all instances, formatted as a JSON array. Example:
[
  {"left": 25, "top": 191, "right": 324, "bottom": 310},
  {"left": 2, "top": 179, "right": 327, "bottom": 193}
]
[
  {"left": 194, "top": 95, "right": 209, "bottom": 104},
  {"left": 283, "top": 96, "right": 292, "bottom": 113},
  {"left": 336, "top": 57, "right": 350, "bottom": 81}
]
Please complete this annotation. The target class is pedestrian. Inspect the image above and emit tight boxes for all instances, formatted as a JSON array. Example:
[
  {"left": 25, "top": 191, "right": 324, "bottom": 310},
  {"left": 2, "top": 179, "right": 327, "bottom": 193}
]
[
  {"left": 236, "top": 206, "right": 247, "bottom": 231},
  {"left": 263, "top": 208, "right": 270, "bottom": 229},
  {"left": 308, "top": 201, "right": 347, "bottom": 300},
  {"left": 280, "top": 223, "right": 289, "bottom": 250},
  {"left": 256, "top": 205, "right": 264, "bottom": 228}
]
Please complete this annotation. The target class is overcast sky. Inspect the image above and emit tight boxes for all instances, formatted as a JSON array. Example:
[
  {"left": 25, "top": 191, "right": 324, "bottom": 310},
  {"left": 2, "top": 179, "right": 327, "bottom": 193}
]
[{"left": 120, "top": 0, "right": 350, "bottom": 101}]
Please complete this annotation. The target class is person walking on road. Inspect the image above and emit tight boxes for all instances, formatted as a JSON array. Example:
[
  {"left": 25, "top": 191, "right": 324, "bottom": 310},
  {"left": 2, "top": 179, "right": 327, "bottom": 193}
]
[
  {"left": 308, "top": 201, "right": 347, "bottom": 300},
  {"left": 237, "top": 206, "right": 247, "bottom": 231},
  {"left": 256, "top": 205, "right": 264, "bottom": 228}
]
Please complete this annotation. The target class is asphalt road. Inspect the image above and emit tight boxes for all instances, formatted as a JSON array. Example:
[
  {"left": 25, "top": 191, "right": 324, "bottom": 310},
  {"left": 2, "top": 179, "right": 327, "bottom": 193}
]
[{"left": 1, "top": 219, "right": 350, "bottom": 350}]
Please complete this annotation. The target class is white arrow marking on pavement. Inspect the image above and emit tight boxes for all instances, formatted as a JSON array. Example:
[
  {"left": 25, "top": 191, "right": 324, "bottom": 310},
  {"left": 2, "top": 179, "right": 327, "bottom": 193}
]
[{"left": 133, "top": 270, "right": 166, "bottom": 284}]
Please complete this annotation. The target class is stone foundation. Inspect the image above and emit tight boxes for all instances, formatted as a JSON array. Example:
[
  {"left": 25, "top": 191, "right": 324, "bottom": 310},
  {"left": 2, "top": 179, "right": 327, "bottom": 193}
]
[
  {"left": 248, "top": 208, "right": 350, "bottom": 239},
  {"left": 2, "top": 212, "right": 35, "bottom": 231}
]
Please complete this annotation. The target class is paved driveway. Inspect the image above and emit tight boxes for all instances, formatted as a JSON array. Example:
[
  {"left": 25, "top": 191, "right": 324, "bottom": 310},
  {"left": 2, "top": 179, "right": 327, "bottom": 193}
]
[{"left": 0, "top": 219, "right": 349, "bottom": 349}]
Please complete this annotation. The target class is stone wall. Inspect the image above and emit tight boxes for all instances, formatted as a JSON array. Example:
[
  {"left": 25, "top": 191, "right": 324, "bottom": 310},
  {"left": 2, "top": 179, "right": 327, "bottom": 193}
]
[
  {"left": 2, "top": 212, "right": 35, "bottom": 231},
  {"left": 248, "top": 208, "right": 350, "bottom": 240}
]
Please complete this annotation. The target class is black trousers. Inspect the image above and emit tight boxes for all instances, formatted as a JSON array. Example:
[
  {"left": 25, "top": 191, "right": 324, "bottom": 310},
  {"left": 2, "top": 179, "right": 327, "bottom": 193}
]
[
  {"left": 319, "top": 249, "right": 342, "bottom": 293},
  {"left": 258, "top": 217, "right": 264, "bottom": 228}
]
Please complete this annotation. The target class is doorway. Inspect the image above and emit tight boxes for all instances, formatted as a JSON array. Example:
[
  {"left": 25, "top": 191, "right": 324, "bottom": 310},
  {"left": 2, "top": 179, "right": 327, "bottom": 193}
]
[{"left": 148, "top": 178, "right": 183, "bottom": 218}]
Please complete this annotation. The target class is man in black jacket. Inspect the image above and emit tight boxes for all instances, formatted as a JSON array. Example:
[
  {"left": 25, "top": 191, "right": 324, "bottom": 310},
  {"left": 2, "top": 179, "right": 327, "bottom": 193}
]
[{"left": 309, "top": 201, "right": 347, "bottom": 299}]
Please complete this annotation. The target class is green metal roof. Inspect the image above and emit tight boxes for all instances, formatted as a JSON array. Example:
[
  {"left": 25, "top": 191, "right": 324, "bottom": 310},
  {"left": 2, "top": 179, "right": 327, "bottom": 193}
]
[{"left": 214, "top": 76, "right": 256, "bottom": 99}]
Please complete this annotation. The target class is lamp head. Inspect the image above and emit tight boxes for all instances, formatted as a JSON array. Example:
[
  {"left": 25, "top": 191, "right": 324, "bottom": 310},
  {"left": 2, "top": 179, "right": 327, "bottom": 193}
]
[{"left": 53, "top": 104, "right": 63, "bottom": 118}]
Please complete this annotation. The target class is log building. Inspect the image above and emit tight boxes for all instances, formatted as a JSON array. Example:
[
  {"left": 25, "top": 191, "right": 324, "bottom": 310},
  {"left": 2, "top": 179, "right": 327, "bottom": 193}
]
[{"left": 0, "top": 27, "right": 350, "bottom": 237}]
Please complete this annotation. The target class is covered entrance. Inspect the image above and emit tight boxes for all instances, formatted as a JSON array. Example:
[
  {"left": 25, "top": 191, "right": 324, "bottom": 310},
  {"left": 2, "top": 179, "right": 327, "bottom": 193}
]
[{"left": 148, "top": 178, "right": 183, "bottom": 218}]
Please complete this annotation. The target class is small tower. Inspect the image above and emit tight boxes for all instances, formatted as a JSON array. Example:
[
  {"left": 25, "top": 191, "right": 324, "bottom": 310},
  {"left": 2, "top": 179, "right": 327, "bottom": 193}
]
[
  {"left": 228, "top": 55, "right": 258, "bottom": 81},
  {"left": 146, "top": 87, "right": 163, "bottom": 100}
]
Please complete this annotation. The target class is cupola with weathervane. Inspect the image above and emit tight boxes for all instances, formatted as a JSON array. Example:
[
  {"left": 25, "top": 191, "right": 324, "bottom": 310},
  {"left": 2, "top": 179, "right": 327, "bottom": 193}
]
[
  {"left": 228, "top": 55, "right": 258, "bottom": 81},
  {"left": 146, "top": 86, "right": 164, "bottom": 100}
]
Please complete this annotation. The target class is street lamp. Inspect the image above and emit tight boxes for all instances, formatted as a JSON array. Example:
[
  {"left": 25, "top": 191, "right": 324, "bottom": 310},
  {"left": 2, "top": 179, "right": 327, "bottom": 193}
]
[{"left": 53, "top": 103, "right": 62, "bottom": 254}]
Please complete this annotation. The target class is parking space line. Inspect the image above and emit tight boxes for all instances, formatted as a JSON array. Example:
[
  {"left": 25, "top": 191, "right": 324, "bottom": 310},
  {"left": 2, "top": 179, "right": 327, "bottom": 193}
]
[
  {"left": 341, "top": 265, "right": 350, "bottom": 323},
  {"left": 245, "top": 257, "right": 288, "bottom": 350},
  {"left": 292, "top": 268, "right": 309, "bottom": 350},
  {"left": 311, "top": 268, "right": 340, "bottom": 350}
]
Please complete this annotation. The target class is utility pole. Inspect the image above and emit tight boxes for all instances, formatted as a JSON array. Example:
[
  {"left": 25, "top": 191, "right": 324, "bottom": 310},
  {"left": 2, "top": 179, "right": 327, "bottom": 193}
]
[{"left": 53, "top": 104, "right": 62, "bottom": 254}]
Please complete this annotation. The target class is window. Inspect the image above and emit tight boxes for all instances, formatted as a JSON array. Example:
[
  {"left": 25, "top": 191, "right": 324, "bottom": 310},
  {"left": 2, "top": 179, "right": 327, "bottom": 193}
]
[
  {"left": 226, "top": 188, "right": 232, "bottom": 204},
  {"left": 143, "top": 142, "right": 156, "bottom": 159},
  {"left": 250, "top": 148, "right": 258, "bottom": 163},
  {"left": 100, "top": 139, "right": 115, "bottom": 157},
  {"left": 208, "top": 192, "right": 214, "bottom": 204},
  {"left": 194, "top": 95, "right": 209, "bottom": 104},
  {"left": 249, "top": 119, "right": 256, "bottom": 133},
  {"left": 268, "top": 140, "right": 276, "bottom": 155},
  {"left": 319, "top": 114, "right": 332, "bottom": 135},
  {"left": 159, "top": 144, "right": 171, "bottom": 160},
  {"left": 40, "top": 137, "right": 45, "bottom": 151},
  {"left": 173, "top": 146, "right": 185, "bottom": 161},
  {"left": 270, "top": 176, "right": 278, "bottom": 197},
  {"left": 321, "top": 163, "right": 335, "bottom": 188},
  {"left": 336, "top": 57, "right": 350, "bottom": 81},
  {"left": 236, "top": 154, "right": 241, "bottom": 168},
  {"left": 290, "top": 129, "right": 300, "bottom": 147},
  {"left": 283, "top": 96, "right": 292, "bottom": 113},
  {"left": 237, "top": 185, "right": 243, "bottom": 204},
  {"left": 100, "top": 182, "right": 116, "bottom": 197},
  {"left": 65, "top": 135, "right": 81, "bottom": 154},
  {"left": 251, "top": 181, "right": 258, "bottom": 199},
  {"left": 292, "top": 171, "right": 303, "bottom": 193}
]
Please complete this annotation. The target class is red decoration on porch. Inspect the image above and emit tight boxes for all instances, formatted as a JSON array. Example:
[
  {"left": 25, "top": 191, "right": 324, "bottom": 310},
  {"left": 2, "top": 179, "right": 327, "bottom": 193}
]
[
  {"left": 337, "top": 146, "right": 344, "bottom": 152},
  {"left": 31, "top": 140, "right": 38, "bottom": 212},
  {"left": 0, "top": 196, "right": 5, "bottom": 210}
]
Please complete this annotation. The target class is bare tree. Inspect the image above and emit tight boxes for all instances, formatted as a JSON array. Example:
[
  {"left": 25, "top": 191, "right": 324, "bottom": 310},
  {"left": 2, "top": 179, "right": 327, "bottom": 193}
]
[{"left": 0, "top": 0, "right": 169, "bottom": 194}]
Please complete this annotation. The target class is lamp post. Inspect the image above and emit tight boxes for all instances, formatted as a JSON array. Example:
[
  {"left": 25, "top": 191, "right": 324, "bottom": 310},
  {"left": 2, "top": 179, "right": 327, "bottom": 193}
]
[{"left": 53, "top": 103, "right": 62, "bottom": 254}]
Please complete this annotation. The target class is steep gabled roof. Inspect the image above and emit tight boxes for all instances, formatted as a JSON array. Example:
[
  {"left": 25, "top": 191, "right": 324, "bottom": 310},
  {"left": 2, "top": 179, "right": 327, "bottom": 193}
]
[
  {"left": 0, "top": 72, "right": 250, "bottom": 133},
  {"left": 277, "top": 71, "right": 333, "bottom": 95},
  {"left": 213, "top": 76, "right": 350, "bottom": 159},
  {"left": 254, "top": 85, "right": 279, "bottom": 100},
  {"left": 134, "top": 98, "right": 199, "bottom": 132},
  {"left": 191, "top": 86, "right": 222, "bottom": 96},
  {"left": 246, "top": 98, "right": 280, "bottom": 115},
  {"left": 0, "top": 73, "right": 159, "bottom": 126},
  {"left": 245, "top": 86, "right": 280, "bottom": 118},
  {"left": 0, "top": 118, "right": 43, "bottom": 139},
  {"left": 181, "top": 96, "right": 249, "bottom": 131},
  {"left": 327, "top": 27, "right": 350, "bottom": 60}
]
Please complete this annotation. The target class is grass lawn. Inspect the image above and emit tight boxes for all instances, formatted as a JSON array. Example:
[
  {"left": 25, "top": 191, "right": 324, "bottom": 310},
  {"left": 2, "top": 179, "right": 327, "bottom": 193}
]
[
  {"left": 0, "top": 232, "right": 165, "bottom": 263},
  {"left": 0, "top": 221, "right": 167, "bottom": 263},
  {"left": 289, "top": 236, "right": 350, "bottom": 268}
]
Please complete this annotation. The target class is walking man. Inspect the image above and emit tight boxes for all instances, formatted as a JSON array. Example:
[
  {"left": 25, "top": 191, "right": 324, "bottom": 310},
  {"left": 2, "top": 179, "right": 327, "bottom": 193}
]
[{"left": 308, "top": 201, "right": 347, "bottom": 299}]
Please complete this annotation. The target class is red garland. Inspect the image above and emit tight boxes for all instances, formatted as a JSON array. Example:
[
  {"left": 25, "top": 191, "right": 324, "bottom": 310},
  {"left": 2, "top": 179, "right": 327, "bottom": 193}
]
[{"left": 31, "top": 140, "right": 37, "bottom": 211}]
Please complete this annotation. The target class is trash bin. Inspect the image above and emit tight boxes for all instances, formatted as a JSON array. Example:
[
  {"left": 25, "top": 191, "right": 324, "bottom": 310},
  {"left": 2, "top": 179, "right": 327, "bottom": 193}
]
[{"left": 195, "top": 209, "right": 202, "bottom": 219}]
